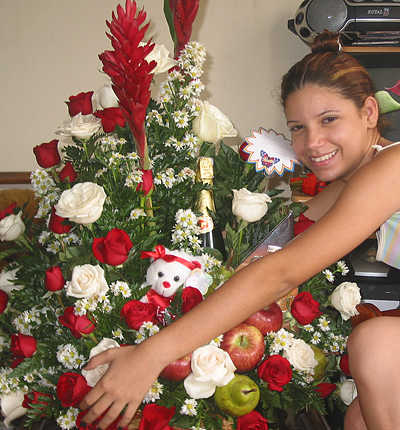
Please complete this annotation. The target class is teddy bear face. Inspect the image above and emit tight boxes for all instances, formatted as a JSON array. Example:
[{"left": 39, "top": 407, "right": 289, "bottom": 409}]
[{"left": 146, "top": 259, "right": 193, "bottom": 298}]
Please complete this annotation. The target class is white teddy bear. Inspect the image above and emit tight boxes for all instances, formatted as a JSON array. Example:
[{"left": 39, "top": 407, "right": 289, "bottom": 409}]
[{"left": 140, "top": 245, "right": 210, "bottom": 311}]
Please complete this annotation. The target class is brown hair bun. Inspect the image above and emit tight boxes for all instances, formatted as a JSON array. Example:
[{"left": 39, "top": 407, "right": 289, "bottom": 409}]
[{"left": 311, "top": 30, "right": 342, "bottom": 54}]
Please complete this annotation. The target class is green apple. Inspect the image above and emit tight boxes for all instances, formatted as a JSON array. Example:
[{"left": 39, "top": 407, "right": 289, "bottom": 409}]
[
  {"left": 310, "top": 344, "right": 329, "bottom": 381},
  {"left": 214, "top": 374, "right": 260, "bottom": 417}
]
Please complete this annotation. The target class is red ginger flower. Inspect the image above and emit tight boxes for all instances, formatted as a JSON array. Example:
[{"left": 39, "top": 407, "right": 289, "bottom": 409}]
[
  {"left": 99, "top": 0, "right": 156, "bottom": 167},
  {"left": 168, "top": 0, "right": 200, "bottom": 57}
]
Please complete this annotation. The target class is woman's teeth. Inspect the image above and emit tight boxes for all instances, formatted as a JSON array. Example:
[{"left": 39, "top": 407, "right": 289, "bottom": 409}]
[{"left": 311, "top": 150, "right": 337, "bottom": 162}]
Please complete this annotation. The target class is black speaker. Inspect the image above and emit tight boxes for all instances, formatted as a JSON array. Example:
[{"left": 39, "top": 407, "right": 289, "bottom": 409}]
[{"left": 289, "top": 0, "right": 400, "bottom": 45}]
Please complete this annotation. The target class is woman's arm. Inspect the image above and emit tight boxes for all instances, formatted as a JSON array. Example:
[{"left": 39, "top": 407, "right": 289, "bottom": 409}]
[{"left": 80, "top": 145, "right": 400, "bottom": 430}]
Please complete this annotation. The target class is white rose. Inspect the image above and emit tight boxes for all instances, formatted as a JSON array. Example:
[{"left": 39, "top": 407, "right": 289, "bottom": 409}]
[
  {"left": 141, "top": 42, "right": 177, "bottom": 75},
  {"left": 66, "top": 264, "right": 109, "bottom": 299},
  {"left": 55, "top": 182, "right": 106, "bottom": 225},
  {"left": 331, "top": 282, "right": 361, "bottom": 321},
  {"left": 283, "top": 339, "right": 318, "bottom": 372},
  {"left": 82, "top": 338, "right": 120, "bottom": 387},
  {"left": 192, "top": 101, "right": 238, "bottom": 144},
  {"left": 0, "top": 392, "right": 28, "bottom": 427},
  {"left": 232, "top": 188, "right": 272, "bottom": 223},
  {"left": 0, "top": 212, "right": 25, "bottom": 241},
  {"left": 0, "top": 267, "right": 24, "bottom": 294},
  {"left": 340, "top": 379, "right": 358, "bottom": 406},
  {"left": 94, "top": 84, "right": 119, "bottom": 109},
  {"left": 184, "top": 345, "right": 236, "bottom": 399},
  {"left": 57, "top": 113, "right": 102, "bottom": 140}
]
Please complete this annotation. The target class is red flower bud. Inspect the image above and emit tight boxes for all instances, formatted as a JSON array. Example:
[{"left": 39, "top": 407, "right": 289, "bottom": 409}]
[
  {"left": 92, "top": 228, "right": 133, "bottom": 266},
  {"left": 49, "top": 206, "right": 72, "bottom": 234},
  {"left": 316, "top": 382, "right": 337, "bottom": 398},
  {"left": 294, "top": 213, "right": 315, "bottom": 236},
  {"left": 11, "top": 333, "right": 37, "bottom": 359},
  {"left": 0, "top": 202, "right": 16, "bottom": 221},
  {"left": 59, "top": 162, "right": 77, "bottom": 183},
  {"left": 58, "top": 307, "right": 95, "bottom": 338},
  {"left": 66, "top": 91, "right": 94, "bottom": 116},
  {"left": 23, "top": 391, "right": 53, "bottom": 416},
  {"left": 33, "top": 140, "right": 61, "bottom": 169},
  {"left": 57, "top": 372, "right": 91, "bottom": 407},
  {"left": 136, "top": 169, "right": 154, "bottom": 196},
  {"left": 94, "top": 107, "right": 126, "bottom": 133},
  {"left": 181, "top": 287, "right": 203, "bottom": 314},
  {"left": 291, "top": 291, "right": 323, "bottom": 325},
  {"left": 237, "top": 410, "right": 269, "bottom": 430},
  {"left": 45, "top": 266, "right": 66, "bottom": 292},
  {"left": 138, "top": 403, "right": 176, "bottom": 430},
  {"left": 0, "top": 290, "right": 9, "bottom": 315},
  {"left": 238, "top": 141, "right": 250, "bottom": 162},
  {"left": 340, "top": 354, "right": 351, "bottom": 376},
  {"left": 120, "top": 300, "right": 158, "bottom": 331},
  {"left": 257, "top": 354, "right": 292, "bottom": 392}
]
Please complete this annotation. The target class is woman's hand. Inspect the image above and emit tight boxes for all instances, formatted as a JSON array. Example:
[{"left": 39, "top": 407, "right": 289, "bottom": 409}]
[{"left": 79, "top": 343, "right": 165, "bottom": 430}]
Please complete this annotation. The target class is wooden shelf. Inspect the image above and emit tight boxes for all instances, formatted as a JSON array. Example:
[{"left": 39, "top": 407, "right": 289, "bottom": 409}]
[{"left": 343, "top": 46, "right": 400, "bottom": 67}]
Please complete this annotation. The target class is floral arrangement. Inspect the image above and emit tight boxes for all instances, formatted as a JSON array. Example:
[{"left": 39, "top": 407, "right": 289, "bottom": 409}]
[{"left": 0, "top": 1, "right": 357, "bottom": 430}]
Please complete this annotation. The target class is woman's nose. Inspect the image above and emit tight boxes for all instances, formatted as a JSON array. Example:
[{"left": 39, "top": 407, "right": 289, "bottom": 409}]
[{"left": 305, "top": 129, "right": 324, "bottom": 150}]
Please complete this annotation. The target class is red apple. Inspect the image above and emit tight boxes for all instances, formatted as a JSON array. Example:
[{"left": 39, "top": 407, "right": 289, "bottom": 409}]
[
  {"left": 160, "top": 352, "right": 192, "bottom": 381},
  {"left": 220, "top": 323, "right": 265, "bottom": 373},
  {"left": 244, "top": 302, "right": 283, "bottom": 335}
]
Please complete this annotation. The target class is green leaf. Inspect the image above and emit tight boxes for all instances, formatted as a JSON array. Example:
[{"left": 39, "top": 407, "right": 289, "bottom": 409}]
[{"left": 163, "top": 0, "right": 177, "bottom": 46}]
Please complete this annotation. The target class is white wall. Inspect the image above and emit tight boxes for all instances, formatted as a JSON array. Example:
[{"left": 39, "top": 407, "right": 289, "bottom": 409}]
[{"left": 0, "top": 0, "right": 309, "bottom": 178}]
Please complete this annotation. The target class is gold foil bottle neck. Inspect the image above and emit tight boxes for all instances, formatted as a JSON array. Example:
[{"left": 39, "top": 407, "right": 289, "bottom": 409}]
[{"left": 195, "top": 157, "right": 214, "bottom": 185}]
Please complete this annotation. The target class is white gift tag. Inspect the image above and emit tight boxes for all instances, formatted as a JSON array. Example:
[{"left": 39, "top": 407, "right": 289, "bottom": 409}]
[{"left": 185, "top": 268, "right": 213, "bottom": 295}]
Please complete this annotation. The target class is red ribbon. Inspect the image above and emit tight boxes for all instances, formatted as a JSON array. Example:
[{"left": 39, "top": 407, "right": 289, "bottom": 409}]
[
  {"left": 145, "top": 289, "right": 174, "bottom": 310},
  {"left": 141, "top": 245, "right": 201, "bottom": 271}
]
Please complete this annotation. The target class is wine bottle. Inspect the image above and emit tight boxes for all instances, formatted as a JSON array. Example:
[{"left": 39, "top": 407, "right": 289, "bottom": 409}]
[{"left": 194, "top": 157, "right": 227, "bottom": 261}]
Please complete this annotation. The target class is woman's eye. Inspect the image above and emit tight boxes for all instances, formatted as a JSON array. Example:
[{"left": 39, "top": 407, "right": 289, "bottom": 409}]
[
  {"left": 290, "top": 125, "right": 303, "bottom": 132},
  {"left": 323, "top": 116, "right": 337, "bottom": 124}
]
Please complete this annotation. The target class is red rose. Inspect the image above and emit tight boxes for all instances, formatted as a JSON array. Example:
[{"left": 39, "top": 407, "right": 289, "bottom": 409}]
[
  {"left": 76, "top": 410, "right": 122, "bottom": 430},
  {"left": 257, "top": 355, "right": 292, "bottom": 392},
  {"left": 182, "top": 287, "right": 203, "bottom": 314},
  {"left": 136, "top": 169, "right": 154, "bottom": 196},
  {"left": 49, "top": 206, "right": 72, "bottom": 234},
  {"left": 92, "top": 228, "right": 133, "bottom": 266},
  {"left": 94, "top": 107, "right": 126, "bottom": 133},
  {"left": 11, "top": 333, "right": 37, "bottom": 358},
  {"left": 0, "top": 202, "right": 16, "bottom": 220},
  {"left": 316, "top": 382, "right": 337, "bottom": 398},
  {"left": 340, "top": 354, "right": 351, "bottom": 376},
  {"left": 56, "top": 372, "right": 91, "bottom": 407},
  {"left": 121, "top": 300, "right": 158, "bottom": 330},
  {"left": 23, "top": 391, "right": 53, "bottom": 417},
  {"left": 291, "top": 291, "right": 323, "bottom": 326},
  {"left": 66, "top": 91, "right": 94, "bottom": 116},
  {"left": 58, "top": 306, "right": 95, "bottom": 338},
  {"left": 138, "top": 403, "right": 176, "bottom": 430},
  {"left": 294, "top": 213, "right": 315, "bottom": 236},
  {"left": 237, "top": 410, "right": 269, "bottom": 430},
  {"left": 59, "top": 162, "right": 77, "bottom": 183},
  {"left": 33, "top": 140, "right": 61, "bottom": 168},
  {"left": 0, "top": 290, "right": 9, "bottom": 315},
  {"left": 238, "top": 141, "right": 250, "bottom": 162},
  {"left": 45, "top": 266, "right": 66, "bottom": 292}
]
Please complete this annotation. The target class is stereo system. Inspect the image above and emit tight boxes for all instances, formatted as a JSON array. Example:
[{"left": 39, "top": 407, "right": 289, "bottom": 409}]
[{"left": 288, "top": 0, "right": 400, "bottom": 45}]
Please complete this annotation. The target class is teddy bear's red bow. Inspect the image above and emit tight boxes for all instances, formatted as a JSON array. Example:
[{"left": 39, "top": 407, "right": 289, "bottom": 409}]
[{"left": 141, "top": 244, "right": 201, "bottom": 271}]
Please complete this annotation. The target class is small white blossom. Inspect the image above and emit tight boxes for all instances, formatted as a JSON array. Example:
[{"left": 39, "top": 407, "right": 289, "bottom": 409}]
[
  {"left": 57, "top": 407, "right": 80, "bottom": 430},
  {"left": 130, "top": 208, "right": 146, "bottom": 220},
  {"left": 337, "top": 260, "right": 349, "bottom": 275},
  {"left": 209, "top": 335, "right": 224, "bottom": 347},
  {"left": 323, "top": 269, "right": 335, "bottom": 282},
  {"left": 317, "top": 316, "right": 331, "bottom": 332},
  {"left": 143, "top": 380, "right": 163, "bottom": 403},
  {"left": 110, "top": 281, "right": 132, "bottom": 298},
  {"left": 181, "top": 398, "right": 198, "bottom": 416}
]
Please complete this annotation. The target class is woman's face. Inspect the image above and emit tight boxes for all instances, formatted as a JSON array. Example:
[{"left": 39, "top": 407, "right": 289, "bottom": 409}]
[{"left": 285, "top": 84, "right": 376, "bottom": 183}]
